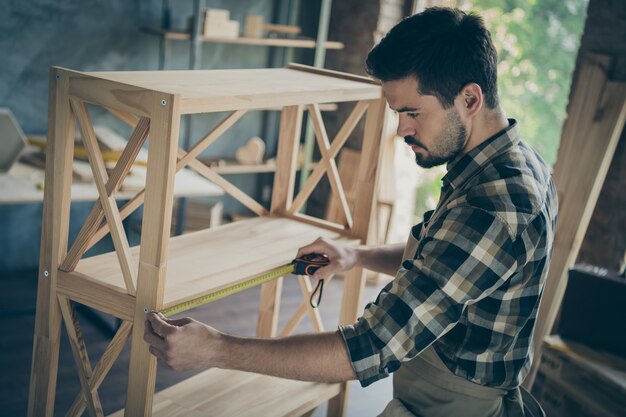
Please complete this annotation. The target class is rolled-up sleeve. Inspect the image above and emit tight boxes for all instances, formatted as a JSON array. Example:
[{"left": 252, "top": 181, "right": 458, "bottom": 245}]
[{"left": 339, "top": 206, "right": 519, "bottom": 387}]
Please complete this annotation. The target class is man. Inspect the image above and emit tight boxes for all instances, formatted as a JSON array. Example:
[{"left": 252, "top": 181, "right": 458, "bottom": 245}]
[{"left": 144, "top": 7, "right": 557, "bottom": 417}]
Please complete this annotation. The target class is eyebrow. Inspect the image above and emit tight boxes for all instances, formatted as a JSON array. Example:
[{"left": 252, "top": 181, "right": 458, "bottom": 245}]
[{"left": 390, "top": 106, "right": 420, "bottom": 113}]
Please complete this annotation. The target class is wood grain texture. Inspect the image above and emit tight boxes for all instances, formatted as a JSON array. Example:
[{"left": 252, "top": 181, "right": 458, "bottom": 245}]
[
  {"left": 526, "top": 53, "right": 626, "bottom": 388},
  {"left": 108, "top": 368, "right": 341, "bottom": 417},
  {"left": 28, "top": 67, "right": 76, "bottom": 417},
  {"left": 125, "top": 91, "right": 181, "bottom": 417},
  {"left": 271, "top": 105, "right": 303, "bottom": 214},
  {"left": 70, "top": 98, "right": 137, "bottom": 295},
  {"left": 61, "top": 116, "right": 149, "bottom": 272},
  {"left": 290, "top": 101, "right": 367, "bottom": 215}
]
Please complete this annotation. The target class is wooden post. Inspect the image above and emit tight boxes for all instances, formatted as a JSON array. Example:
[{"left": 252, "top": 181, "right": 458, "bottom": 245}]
[
  {"left": 256, "top": 105, "right": 303, "bottom": 337},
  {"left": 124, "top": 92, "right": 181, "bottom": 417},
  {"left": 525, "top": 53, "right": 626, "bottom": 388},
  {"left": 327, "top": 98, "right": 388, "bottom": 417},
  {"left": 28, "top": 68, "right": 76, "bottom": 417}
]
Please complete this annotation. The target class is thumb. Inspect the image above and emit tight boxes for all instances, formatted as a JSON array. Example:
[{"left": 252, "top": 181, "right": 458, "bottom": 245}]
[{"left": 147, "top": 311, "right": 178, "bottom": 337}]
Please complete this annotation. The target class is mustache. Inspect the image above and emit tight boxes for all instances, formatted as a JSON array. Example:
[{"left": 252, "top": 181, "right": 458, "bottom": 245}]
[{"left": 404, "top": 136, "right": 426, "bottom": 149}]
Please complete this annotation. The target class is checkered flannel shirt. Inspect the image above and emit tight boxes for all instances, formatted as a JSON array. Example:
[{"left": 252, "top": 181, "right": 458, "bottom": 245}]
[{"left": 340, "top": 120, "right": 558, "bottom": 389}]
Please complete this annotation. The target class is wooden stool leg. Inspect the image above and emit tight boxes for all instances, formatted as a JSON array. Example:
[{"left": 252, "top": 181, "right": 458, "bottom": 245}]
[
  {"left": 28, "top": 68, "right": 76, "bottom": 417},
  {"left": 124, "top": 93, "right": 181, "bottom": 417}
]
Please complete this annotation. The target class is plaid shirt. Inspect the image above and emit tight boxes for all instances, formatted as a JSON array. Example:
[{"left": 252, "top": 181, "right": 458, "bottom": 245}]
[{"left": 340, "top": 120, "right": 558, "bottom": 389}]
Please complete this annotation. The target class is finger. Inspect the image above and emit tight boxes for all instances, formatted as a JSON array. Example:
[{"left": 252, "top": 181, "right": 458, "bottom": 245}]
[
  {"left": 296, "top": 238, "right": 329, "bottom": 259},
  {"left": 164, "top": 316, "right": 193, "bottom": 327},
  {"left": 312, "top": 264, "right": 338, "bottom": 280},
  {"left": 144, "top": 323, "right": 167, "bottom": 349},
  {"left": 147, "top": 311, "right": 178, "bottom": 337},
  {"left": 148, "top": 345, "right": 167, "bottom": 362}
]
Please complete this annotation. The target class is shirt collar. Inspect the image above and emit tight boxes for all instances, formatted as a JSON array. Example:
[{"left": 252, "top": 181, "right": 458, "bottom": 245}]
[{"left": 442, "top": 119, "right": 520, "bottom": 190}]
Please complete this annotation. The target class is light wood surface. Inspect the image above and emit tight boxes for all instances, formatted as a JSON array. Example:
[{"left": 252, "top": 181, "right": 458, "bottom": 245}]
[
  {"left": 71, "top": 217, "right": 349, "bottom": 308},
  {"left": 527, "top": 53, "right": 626, "bottom": 388},
  {"left": 68, "top": 67, "right": 379, "bottom": 114},
  {"left": 108, "top": 368, "right": 341, "bottom": 417}
]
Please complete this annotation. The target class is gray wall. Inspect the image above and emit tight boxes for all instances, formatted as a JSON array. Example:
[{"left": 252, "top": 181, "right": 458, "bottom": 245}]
[{"left": 0, "top": 0, "right": 295, "bottom": 271}]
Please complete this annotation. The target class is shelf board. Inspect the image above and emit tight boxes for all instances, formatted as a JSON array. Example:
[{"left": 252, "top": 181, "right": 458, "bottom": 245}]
[
  {"left": 141, "top": 26, "right": 344, "bottom": 50},
  {"left": 68, "top": 216, "right": 353, "bottom": 313},
  {"left": 108, "top": 367, "right": 341, "bottom": 417}
]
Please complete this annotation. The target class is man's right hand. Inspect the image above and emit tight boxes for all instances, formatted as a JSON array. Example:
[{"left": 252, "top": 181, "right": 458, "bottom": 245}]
[{"left": 296, "top": 237, "right": 359, "bottom": 280}]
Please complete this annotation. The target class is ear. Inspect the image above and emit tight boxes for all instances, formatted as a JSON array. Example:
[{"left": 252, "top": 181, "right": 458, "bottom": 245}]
[{"left": 456, "top": 83, "right": 483, "bottom": 117}]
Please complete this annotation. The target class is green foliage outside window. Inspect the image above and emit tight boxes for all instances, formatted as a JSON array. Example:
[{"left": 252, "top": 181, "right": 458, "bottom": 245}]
[{"left": 415, "top": 0, "right": 588, "bottom": 219}]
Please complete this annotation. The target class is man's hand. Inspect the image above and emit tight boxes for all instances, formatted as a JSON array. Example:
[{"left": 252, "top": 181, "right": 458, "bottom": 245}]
[
  {"left": 144, "top": 311, "right": 222, "bottom": 371},
  {"left": 296, "top": 237, "right": 359, "bottom": 280}
]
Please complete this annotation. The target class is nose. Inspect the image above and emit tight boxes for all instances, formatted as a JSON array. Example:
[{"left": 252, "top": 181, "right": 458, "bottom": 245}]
[{"left": 396, "top": 114, "right": 415, "bottom": 138}]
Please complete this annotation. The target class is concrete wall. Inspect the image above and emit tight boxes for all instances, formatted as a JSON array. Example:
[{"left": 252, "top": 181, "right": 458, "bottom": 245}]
[
  {"left": 575, "top": 0, "right": 626, "bottom": 272},
  {"left": 0, "top": 0, "right": 284, "bottom": 271}
]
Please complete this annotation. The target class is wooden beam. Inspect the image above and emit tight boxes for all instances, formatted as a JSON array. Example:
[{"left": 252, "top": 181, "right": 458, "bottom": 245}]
[
  {"left": 28, "top": 67, "right": 75, "bottom": 417},
  {"left": 526, "top": 53, "right": 626, "bottom": 388}
]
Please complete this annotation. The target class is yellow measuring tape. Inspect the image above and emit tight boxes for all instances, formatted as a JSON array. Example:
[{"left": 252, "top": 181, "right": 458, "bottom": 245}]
[{"left": 160, "top": 263, "right": 296, "bottom": 317}]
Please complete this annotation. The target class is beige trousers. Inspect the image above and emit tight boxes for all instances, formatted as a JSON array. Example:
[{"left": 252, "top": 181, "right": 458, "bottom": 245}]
[{"left": 378, "top": 347, "right": 525, "bottom": 417}]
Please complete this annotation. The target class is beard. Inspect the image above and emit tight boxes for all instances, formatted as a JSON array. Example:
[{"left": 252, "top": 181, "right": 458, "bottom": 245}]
[{"left": 404, "top": 109, "right": 467, "bottom": 168}]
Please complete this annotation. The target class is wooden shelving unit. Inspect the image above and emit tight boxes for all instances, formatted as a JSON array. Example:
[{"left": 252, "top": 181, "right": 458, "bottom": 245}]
[{"left": 28, "top": 65, "right": 388, "bottom": 417}]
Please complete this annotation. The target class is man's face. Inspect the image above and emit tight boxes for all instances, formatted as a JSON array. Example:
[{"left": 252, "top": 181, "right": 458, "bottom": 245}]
[{"left": 382, "top": 77, "right": 468, "bottom": 168}]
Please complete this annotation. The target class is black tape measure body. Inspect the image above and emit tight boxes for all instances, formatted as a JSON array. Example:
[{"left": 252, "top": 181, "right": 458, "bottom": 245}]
[{"left": 292, "top": 253, "right": 329, "bottom": 308}]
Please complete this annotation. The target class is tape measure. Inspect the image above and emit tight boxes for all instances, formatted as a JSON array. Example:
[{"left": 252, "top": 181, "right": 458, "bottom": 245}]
[{"left": 160, "top": 254, "right": 329, "bottom": 317}]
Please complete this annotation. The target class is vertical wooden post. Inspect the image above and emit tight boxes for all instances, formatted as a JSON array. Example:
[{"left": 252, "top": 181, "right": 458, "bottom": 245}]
[
  {"left": 525, "top": 54, "right": 626, "bottom": 388},
  {"left": 327, "top": 98, "right": 389, "bottom": 417},
  {"left": 257, "top": 105, "right": 303, "bottom": 337},
  {"left": 124, "top": 92, "right": 181, "bottom": 417},
  {"left": 28, "top": 67, "right": 76, "bottom": 417}
]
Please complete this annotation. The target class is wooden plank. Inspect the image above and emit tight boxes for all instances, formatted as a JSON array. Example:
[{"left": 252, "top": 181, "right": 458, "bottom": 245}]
[
  {"left": 527, "top": 54, "right": 626, "bottom": 388},
  {"left": 306, "top": 104, "right": 353, "bottom": 228},
  {"left": 67, "top": 321, "right": 132, "bottom": 417},
  {"left": 70, "top": 98, "right": 137, "bottom": 295},
  {"left": 109, "top": 368, "right": 341, "bottom": 417},
  {"left": 61, "top": 116, "right": 149, "bottom": 272},
  {"left": 125, "top": 91, "right": 181, "bottom": 417},
  {"left": 288, "top": 63, "right": 379, "bottom": 85},
  {"left": 28, "top": 67, "right": 75, "bottom": 417},
  {"left": 75, "top": 68, "right": 380, "bottom": 114},
  {"left": 58, "top": 296, "right": 104, "bottom": 417},
  {"left": 57, "top": 270, "right": 135, "bottom": 321},
  {"left": 290, "top": 101, "right": 367, "bottom": 214}
]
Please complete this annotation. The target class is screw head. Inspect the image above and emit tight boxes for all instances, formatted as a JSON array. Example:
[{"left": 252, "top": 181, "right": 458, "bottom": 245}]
[
  {"left": 160, "top": 99, "right": 167, "bottom": 106},
  {"left": 43, "top": 270, "right": 49, "bottom": 277}
]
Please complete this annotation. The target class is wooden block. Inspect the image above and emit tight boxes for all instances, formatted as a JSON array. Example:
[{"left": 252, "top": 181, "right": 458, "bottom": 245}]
[
  {"left": 204, "top": 19, "right": 240, "bottom": 39},
  {"left": 244, "top": 14, "right": 264, "bottom": 38},
  {"left": 235, "top": 136, "right": 265, "bottom": 165},
  {"left": 263, "top": 23, "right": 301, "bottom": 35},
  {"left": 204, "top": 9, "right": 230, "bottom": 23}
]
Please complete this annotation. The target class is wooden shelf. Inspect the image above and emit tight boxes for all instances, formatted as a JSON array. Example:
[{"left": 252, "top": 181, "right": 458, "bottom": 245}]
[
  {"left": 62, "top": 216, "right": 353, "bottom": 319},
  {"left": 108, "top": 368, "right": 341, "bottom": 417},
  {"left": 141, "top": 26, "right": 344, "bottom": 50}
]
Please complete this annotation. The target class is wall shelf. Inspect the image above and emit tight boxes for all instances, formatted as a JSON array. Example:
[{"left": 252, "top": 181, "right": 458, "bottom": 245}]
[{"left": 141, "top": 26, "right": 344, "bottom": 49}]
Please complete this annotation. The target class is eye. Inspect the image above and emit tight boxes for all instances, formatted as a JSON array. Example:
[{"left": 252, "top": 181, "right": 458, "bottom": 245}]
[{"left": 406, "top": 112, "right": 420, "bottom": 119}]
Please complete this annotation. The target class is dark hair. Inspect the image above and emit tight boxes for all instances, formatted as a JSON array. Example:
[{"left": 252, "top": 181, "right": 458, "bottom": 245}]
[{"left": 366, "top": 7, "right": 499, "bottom": 109}]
